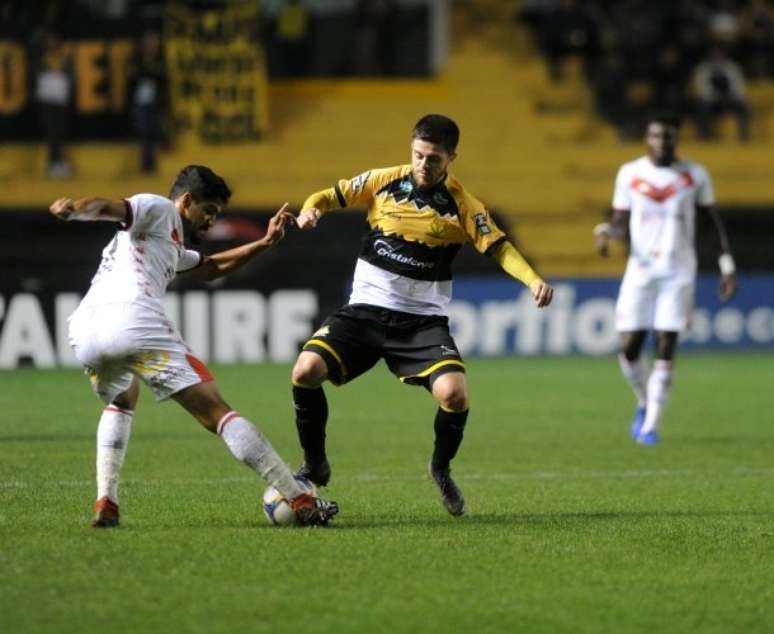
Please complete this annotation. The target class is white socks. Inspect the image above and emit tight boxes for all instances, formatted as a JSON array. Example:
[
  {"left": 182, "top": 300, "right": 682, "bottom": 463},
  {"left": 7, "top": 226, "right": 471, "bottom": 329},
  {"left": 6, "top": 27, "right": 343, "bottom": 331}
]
[
  {"left": 96, "top": 406, "right": 134, "bottom": 503},
  {"left": 640, "top": 360, "right": 674, "bottom": 435},
  {"left": 618, "top": 353, "right": 648, "bottom": 406},
  {"left": 217, "top": 412, "right": 304, "bottom": 500}
]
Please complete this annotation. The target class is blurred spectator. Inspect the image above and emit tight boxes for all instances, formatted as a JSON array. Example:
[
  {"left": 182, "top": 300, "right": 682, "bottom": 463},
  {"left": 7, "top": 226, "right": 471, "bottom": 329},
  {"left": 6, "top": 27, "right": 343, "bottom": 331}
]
[
  {"left": 652, "top": 45, "right": 691, "bottom": 118},
  {"left": 130, "top": 29, "right": 168, "bottom": 174},
  {"left": 666, "top": 0, "right": 710, "bottom": 70},
  {"left": 694, "top": 45, "right": 751, "bottom": 142},
  {"left": 592, "top": 50, "right": 637, "bottom": 139},
  {"left": 523, "top": 1, "right": 774, "bottom": 140},
  {"left": 528, "top": 0, "right": 600, "bottom": 82},
  {"left": 707, "top": 0, "right": 742, "bottom": 50},
  {"left": 270, "top": 0, "right": 311, "bottom": 78},
  {"left": 353, "top": 0, "right": 396, "bottom": 76},
  {"left": 740, "top": 0, "right": 774, "bottom": 79},
  {"left": 34, "top": 32, "right": 74, "bottom": 179},
  {"left": 609, "top": 0, "right": 663, "bottom": 80}
]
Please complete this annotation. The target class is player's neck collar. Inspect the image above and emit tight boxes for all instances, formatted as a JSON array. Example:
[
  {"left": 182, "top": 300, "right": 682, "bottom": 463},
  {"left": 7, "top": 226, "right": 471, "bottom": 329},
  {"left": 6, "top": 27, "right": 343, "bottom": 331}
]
[
  {"left": 647, "top": 155, "right": 679, "bottom": 168},
  {"left": 410, "top": 171, "right": 449, "bottom": 192}
]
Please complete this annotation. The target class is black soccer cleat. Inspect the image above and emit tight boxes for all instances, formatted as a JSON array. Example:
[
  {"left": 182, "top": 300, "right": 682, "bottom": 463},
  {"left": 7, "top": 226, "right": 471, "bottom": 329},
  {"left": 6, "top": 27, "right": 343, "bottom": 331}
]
[
  {"left": 428, "top": 463, "right": 465, "bottom": 517},
  {"left": 295, "top": 458, "right": 332, "bottom": 487}
]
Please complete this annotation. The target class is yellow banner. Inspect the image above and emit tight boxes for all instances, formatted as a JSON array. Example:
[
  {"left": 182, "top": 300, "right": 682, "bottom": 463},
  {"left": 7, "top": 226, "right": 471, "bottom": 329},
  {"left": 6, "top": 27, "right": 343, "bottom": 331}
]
[{"left": 165, "top": 2, "right": 268, "bottom": 145}]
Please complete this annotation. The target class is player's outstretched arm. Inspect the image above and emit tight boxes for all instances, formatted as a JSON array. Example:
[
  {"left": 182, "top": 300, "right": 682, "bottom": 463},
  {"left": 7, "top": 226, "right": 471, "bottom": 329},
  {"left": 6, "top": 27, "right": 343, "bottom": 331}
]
[
  {"left": 49, "top": 197, "right": 127, "bottom": 222},
  {"left": 593, "top": 208, "right": 629, "bottom": 257},
  {"left": 703, "top": 205, "right": 737, "bottom": 302},
  {"left": 189, "top": 204, "right": 293, "bottom": 281},
  {"left": 491, "top": 241, "right": 553, "bottom": 308},
  {"left": 295, "top": 187, "right": 341, "bottom": 230}
]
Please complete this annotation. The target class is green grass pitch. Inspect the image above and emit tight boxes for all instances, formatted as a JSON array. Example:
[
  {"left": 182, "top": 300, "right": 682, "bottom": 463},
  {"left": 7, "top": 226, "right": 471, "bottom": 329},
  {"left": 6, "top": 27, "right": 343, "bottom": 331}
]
[{"left": 1, "top": 353, "right": 772, "bottom": 634}]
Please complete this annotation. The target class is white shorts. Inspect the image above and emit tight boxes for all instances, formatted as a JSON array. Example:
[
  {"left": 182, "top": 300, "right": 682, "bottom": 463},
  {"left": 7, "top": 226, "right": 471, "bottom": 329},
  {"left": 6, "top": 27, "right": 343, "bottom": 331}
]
[
  {"left": 68, "top": 302, "right": 213, "bottom": 404},
  {"left": 615, "top": 266, "right": 695, "bottom": 333}
]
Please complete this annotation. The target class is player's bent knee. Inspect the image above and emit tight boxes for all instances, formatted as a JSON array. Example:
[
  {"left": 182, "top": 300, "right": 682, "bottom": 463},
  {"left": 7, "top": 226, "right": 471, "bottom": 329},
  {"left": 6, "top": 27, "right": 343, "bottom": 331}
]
[
  {"left": 440, "top": 392, "right": 469, "bottom": 412},
  {"left": 291, "top": 351, "right": 328, "bottom": 387},
  {"left": 432, "top": 375, "right": 469, "bottom": 412}
]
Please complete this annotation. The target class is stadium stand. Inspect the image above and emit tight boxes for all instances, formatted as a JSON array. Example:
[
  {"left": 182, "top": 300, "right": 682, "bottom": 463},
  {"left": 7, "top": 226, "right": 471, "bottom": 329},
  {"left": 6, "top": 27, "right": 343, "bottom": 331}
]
[{"left": 2, "top": 0, "right": 773, "bottom": 277}]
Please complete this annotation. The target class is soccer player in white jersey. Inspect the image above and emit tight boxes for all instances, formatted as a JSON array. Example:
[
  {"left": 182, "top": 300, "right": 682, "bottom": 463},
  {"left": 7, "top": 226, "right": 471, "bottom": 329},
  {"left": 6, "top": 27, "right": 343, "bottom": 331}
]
[
  {"left": 50, "top": 165, "right": 339, "bottom": 527},
  {"left": 594, "top": 115, "right": 736, "bottom": 445}
]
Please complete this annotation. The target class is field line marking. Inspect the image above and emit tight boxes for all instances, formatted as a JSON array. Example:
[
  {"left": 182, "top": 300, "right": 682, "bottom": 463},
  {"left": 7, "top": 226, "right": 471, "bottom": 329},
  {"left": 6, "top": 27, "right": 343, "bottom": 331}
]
[{"left": 2, "top": 467, "right": 773, "bottom": 488}]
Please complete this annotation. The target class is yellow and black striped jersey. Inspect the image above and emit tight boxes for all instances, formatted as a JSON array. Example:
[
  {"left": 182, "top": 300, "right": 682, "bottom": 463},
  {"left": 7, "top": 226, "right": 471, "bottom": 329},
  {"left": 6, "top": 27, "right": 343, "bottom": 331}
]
[
  {"left": 302, "top": 164, "right": 539, "bottom": 315},
  {"left": 330, "top": 164, "right": 506, "bottom": 282}
]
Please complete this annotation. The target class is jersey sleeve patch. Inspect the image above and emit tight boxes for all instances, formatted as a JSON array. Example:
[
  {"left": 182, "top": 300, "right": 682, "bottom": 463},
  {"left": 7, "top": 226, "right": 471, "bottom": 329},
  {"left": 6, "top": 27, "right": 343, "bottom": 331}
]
[
  {"left": 334, "top": 182, "right": 347, "bottom": 207},
  {"left": 474, "top": 212, "right": 492, "bottom": 235}
]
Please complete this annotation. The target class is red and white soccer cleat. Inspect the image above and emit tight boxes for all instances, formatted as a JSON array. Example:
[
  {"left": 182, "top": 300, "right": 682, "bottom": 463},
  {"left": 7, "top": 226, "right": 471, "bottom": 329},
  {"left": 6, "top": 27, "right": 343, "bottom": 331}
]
[
  {"left": 90, "top": 496, "right": 120, "bottom": 528},
  {"left": 289, "top": 493, "right": 339, "bottom": 526}
]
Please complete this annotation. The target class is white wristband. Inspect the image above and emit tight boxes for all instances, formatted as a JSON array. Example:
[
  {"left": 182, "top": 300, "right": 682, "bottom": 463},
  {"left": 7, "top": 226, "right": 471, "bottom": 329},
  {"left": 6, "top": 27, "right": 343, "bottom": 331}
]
[
  {"left": 718, "top": 253, "right": 736, "bottom": 275},
  {"left": 592, "top": 222, "right": 612, "bottom": 237}
]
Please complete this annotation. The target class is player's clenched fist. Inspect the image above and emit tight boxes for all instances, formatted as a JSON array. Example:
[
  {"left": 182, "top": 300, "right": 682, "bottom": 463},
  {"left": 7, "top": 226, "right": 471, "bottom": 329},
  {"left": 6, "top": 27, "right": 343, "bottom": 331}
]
[
  {"left": 50, "top": 197, "right": 75, "bottom": 221},
  {"left": 530, "top": 280, "right": 554, "bottom": 308},
  {"left": 296, "top": 208, "right": 322, "bottom": 230}
]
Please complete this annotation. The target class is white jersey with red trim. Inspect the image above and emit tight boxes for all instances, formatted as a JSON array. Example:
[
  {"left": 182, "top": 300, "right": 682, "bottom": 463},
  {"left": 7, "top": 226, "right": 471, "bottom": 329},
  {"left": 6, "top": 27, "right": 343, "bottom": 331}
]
[
  {"left": 613, "top": 156, "right": 715, "bottom": 276},
  {"left": 79, "top": 193, "right": 201, "bottom": 314}
]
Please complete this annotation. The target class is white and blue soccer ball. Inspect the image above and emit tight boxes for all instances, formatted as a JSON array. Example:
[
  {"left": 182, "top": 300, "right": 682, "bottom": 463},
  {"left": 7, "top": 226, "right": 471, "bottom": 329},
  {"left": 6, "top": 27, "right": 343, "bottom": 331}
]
[{"left": 262, "top": 477, "right": 318, "bottom": 527}]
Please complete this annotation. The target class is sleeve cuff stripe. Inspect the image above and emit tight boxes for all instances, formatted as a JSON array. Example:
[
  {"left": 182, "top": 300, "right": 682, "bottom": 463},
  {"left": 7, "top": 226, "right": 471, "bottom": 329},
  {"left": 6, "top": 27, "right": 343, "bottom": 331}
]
[
  {"left": 122, "top": 199, "right": 134, "bottom": 230},
  {"left": 334, "top": 183, "right": 347, "bottom": 208}
]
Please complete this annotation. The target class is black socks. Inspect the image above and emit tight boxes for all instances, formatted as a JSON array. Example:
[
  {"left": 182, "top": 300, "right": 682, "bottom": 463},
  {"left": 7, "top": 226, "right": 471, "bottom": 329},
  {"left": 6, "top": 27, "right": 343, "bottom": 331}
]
[
  {"left": 292, "top": 385, "right": 328, "bottom": 463},
  {"left": 431, "top": 408, "right": 469, "bottom": 471}
]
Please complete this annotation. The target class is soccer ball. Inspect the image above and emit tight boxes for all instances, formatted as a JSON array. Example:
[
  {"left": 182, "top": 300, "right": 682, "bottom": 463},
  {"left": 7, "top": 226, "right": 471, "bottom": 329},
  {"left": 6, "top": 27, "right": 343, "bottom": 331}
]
[{"left": 262, "top": 477, "right": 318, "bottom": 527}]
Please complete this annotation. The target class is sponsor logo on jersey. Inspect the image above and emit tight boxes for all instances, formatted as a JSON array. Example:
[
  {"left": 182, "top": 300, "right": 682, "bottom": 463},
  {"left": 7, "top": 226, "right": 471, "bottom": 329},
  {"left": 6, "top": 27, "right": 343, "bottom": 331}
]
[
  {"left": 373, "top": 239, "right": 435, "bottom": 269},
  {"left": 313, "top": 325, "right": 330, "bottom": 337},
  {"left": 474, "top": 213, "right": 491, "bottom": 235}
]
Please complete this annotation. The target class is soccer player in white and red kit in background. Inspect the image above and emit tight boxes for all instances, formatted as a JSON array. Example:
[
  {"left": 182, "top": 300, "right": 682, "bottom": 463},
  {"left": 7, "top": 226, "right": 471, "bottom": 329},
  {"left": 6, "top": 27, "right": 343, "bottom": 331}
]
[
  {"left": 50, "top": 165, "right": 339, "bottom": 527},
  {"left": 594, "top": 115, "right": 736, "bottom": 445}
]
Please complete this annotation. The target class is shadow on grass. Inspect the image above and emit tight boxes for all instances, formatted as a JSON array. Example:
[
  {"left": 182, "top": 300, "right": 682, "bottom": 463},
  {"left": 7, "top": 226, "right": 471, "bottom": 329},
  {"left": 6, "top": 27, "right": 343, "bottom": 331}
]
[
  {"left": 98, "top": 508, "right": 774, "bottom": 533},
  {"left": 336, "top": 509, "right": 774, "bottom": 530}
]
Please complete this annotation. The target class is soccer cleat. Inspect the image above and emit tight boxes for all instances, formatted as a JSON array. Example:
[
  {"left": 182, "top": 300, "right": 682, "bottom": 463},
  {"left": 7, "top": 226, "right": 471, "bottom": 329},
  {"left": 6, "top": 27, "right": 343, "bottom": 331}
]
[
  {"left": 636, "top": 430, "right": 660, "bottom": 446},
  {"left": 428, "top": 463, "right": 465, "bottom": 517},
  {"left": 90, "top": 496, "right": 119, "bottom": 528},
  {"left": 295, "top": 458, "right": 332, "bottom": 487},
  {"left": 630, "top": 405, "right": 647, "bottom": 439},
  {"left": 289, "top": 493, "right": 339, "bottom": 526}
]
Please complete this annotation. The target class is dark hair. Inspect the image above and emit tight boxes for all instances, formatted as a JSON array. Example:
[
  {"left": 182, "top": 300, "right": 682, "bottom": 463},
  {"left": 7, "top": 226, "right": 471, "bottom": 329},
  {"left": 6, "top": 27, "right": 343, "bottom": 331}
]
[
  {"left": 169, "top": 165, "right": 232, "bottom": 203},
  {"left": 412, "top": 114, "right": 460, "bottom": 154},
  {"left": 648, "top": 113, "right": 682, "bottom": 130}
]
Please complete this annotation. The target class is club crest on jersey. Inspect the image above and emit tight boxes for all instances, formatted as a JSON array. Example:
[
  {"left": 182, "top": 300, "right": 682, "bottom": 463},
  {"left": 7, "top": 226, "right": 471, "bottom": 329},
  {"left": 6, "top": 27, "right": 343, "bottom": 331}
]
[
  {"left": 399, "top": 180, "right": 414, "bottom": 193},
  {"left": 350, "top": 170, "right": 372, "bottom": 192},
  {"left": 474, "top": 213, "right": 491, "bottom": 235},
  {"left": 427, "top": 217, "right": 447, "bottom": 238}
]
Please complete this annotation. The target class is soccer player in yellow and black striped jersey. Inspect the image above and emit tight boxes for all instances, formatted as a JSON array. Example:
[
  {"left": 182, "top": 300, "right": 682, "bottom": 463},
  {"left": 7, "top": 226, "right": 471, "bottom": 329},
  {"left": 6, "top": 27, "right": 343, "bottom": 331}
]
[{"left": 291, "top": 114, "right": 553, "bottom": 516}]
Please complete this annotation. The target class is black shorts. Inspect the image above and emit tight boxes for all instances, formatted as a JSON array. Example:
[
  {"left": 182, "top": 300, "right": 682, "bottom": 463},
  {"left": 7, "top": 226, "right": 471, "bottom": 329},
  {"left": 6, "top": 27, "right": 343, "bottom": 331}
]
[{"left": 302, "top": 304, "right": 465, "bottom": 387}]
